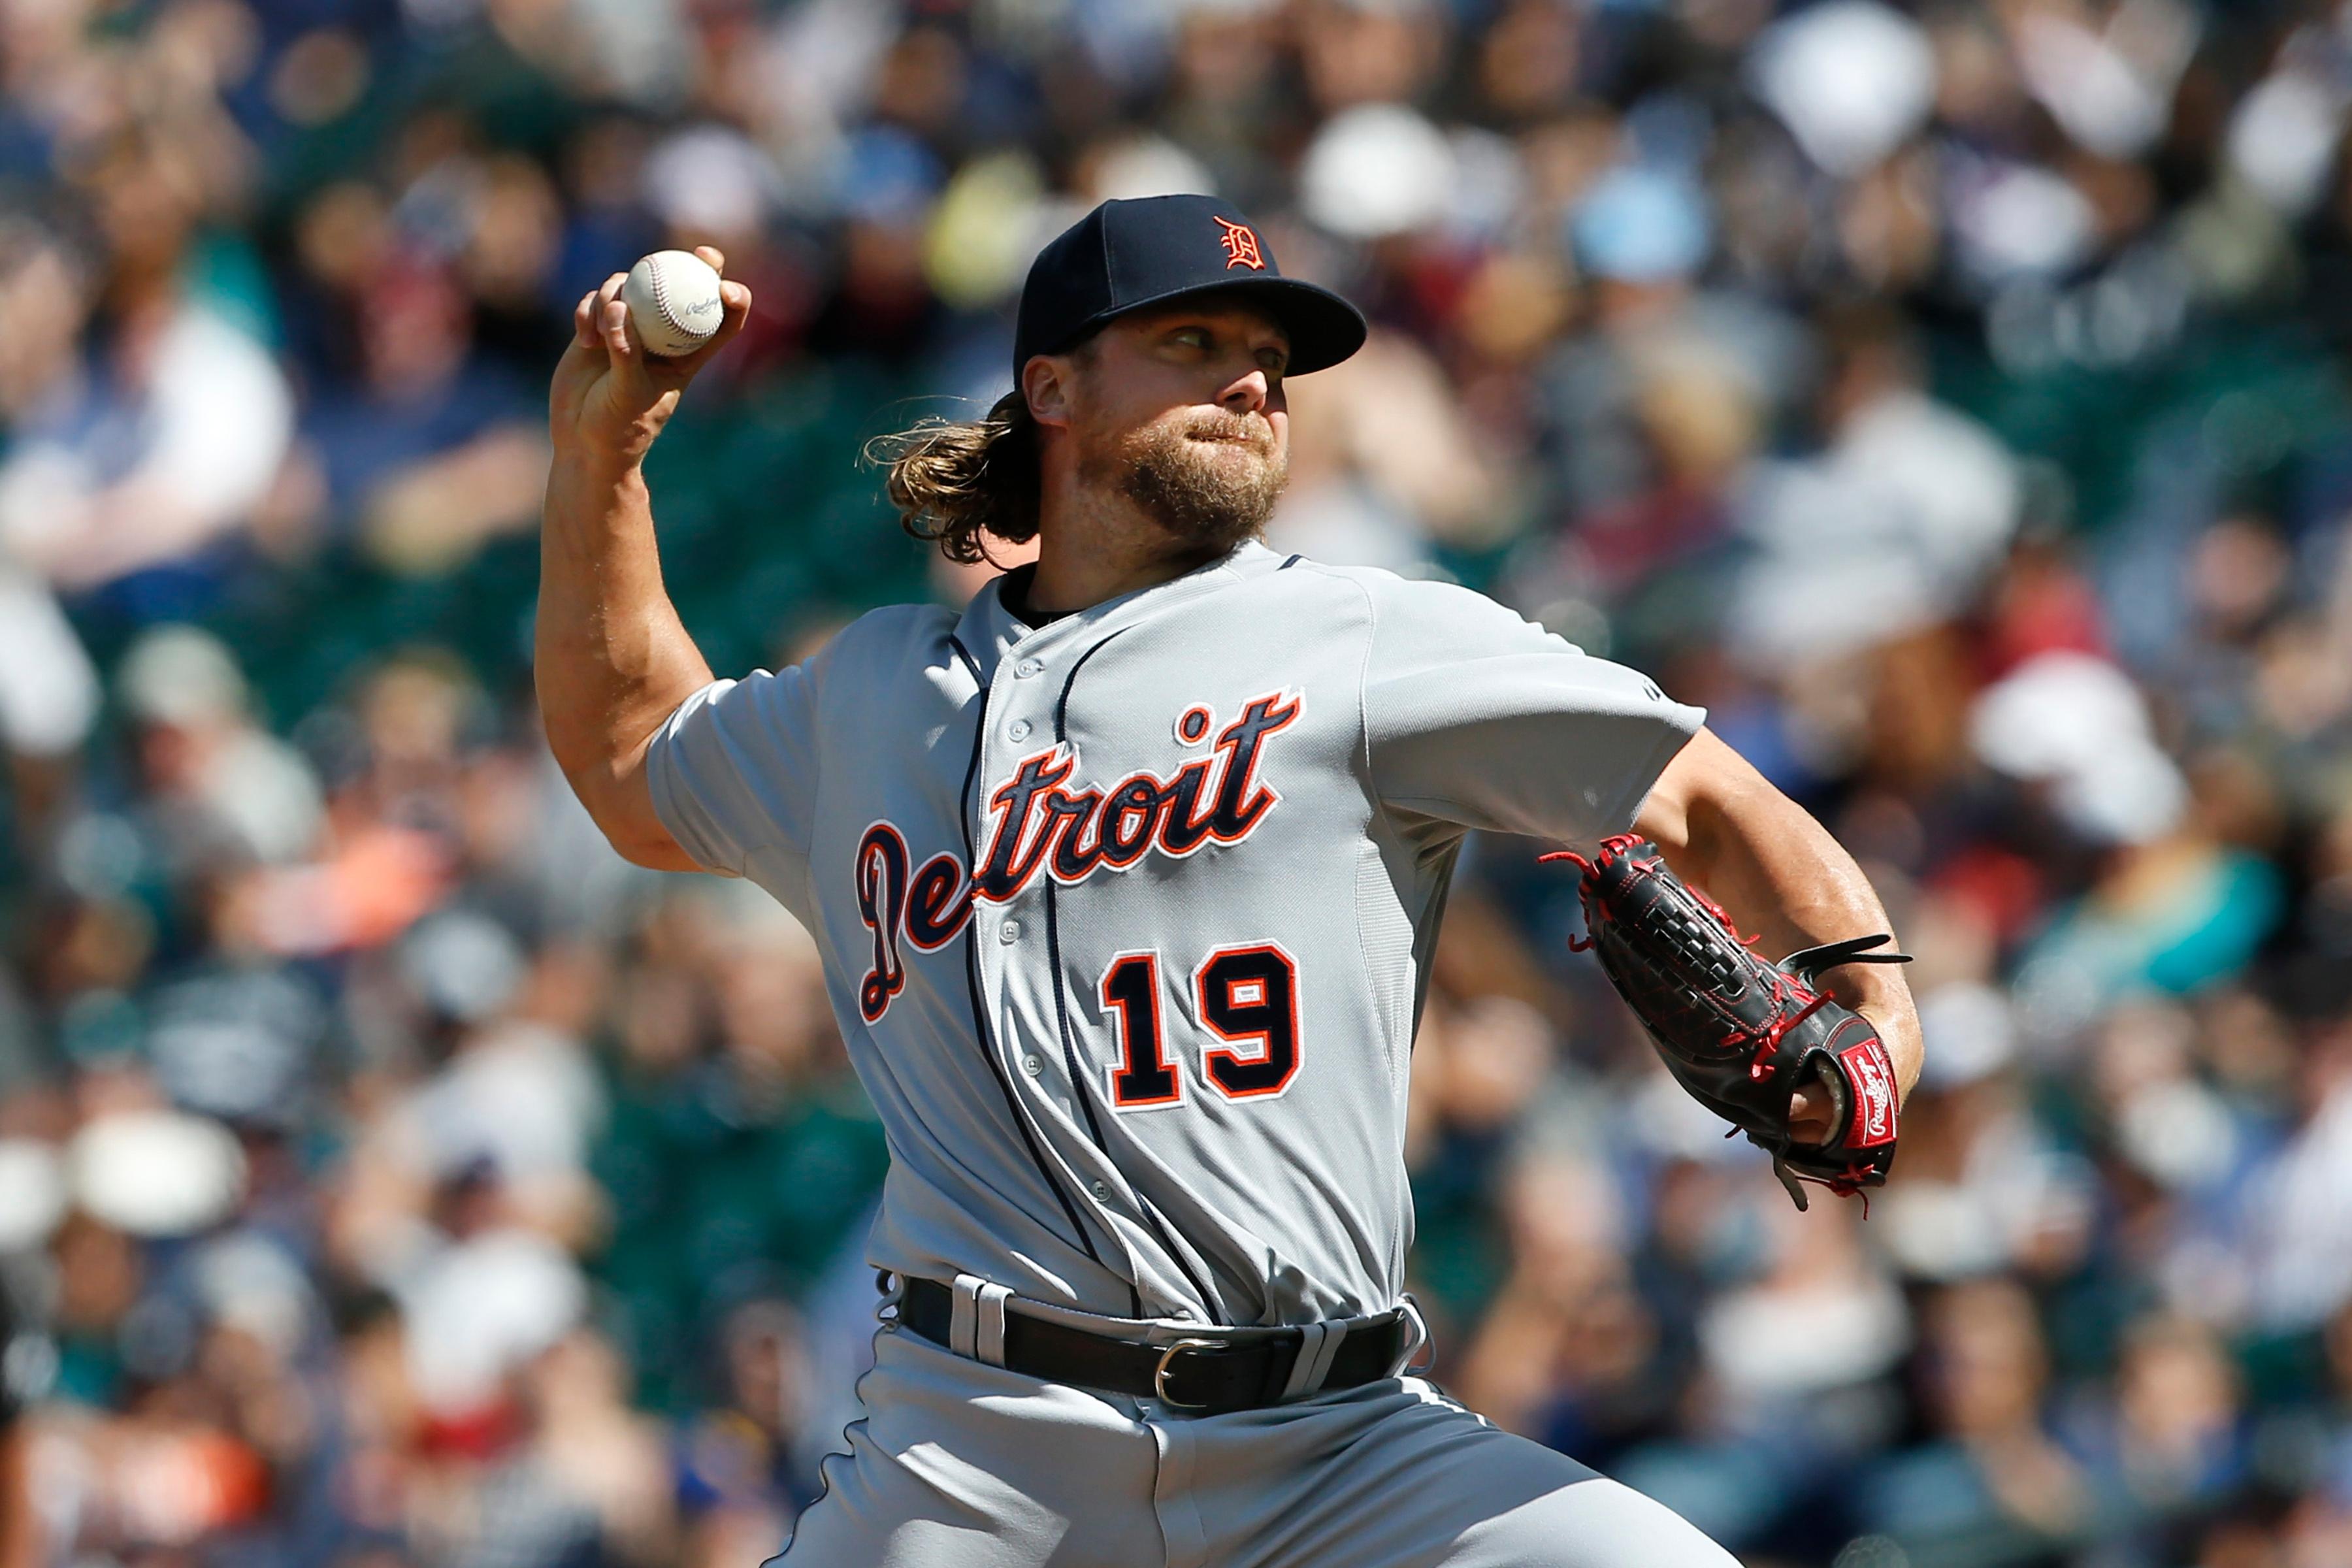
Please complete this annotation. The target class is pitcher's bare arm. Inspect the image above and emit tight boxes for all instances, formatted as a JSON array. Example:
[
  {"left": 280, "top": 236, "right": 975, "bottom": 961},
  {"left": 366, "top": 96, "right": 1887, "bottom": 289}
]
[{"left": 536, "top": 245, "right": 750, "bottom": 868}]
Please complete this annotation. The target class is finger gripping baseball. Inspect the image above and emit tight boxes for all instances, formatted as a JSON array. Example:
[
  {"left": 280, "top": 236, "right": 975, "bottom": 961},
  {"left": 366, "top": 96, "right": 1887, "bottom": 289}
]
[{"left": 1543, "top": 836, "right": 1911, "bottom": 1211}]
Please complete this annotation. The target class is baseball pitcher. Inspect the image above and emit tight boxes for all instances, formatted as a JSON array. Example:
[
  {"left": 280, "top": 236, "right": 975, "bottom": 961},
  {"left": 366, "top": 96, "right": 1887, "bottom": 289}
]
[{"left": 538, "top": 195, "right": 1924, "bottom": 1567}]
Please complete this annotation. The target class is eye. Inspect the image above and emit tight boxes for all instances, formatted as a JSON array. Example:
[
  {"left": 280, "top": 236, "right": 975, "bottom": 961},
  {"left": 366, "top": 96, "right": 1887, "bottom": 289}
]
[
  {"left": 1257, "top": 346, "right": 1290, "bottom": 376},
  {"left": 1169, "top": 326, "right": 1210, "bottom": 351}
]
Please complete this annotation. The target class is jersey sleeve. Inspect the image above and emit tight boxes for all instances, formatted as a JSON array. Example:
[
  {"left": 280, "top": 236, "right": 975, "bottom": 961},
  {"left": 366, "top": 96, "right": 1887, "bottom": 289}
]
[
  {"left": 644, "top": 660, "right": 822, "bottom": 899},
  {"left": 1360, "top": 576, "right": 1705, "bottom": 842}
]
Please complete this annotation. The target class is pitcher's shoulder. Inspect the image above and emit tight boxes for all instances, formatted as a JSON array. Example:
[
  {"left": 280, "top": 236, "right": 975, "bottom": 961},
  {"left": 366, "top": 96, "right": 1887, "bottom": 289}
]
[
  {"left": 811, "top": 601, "right": 964, "bottom": 666},
  {"left": 756, "top": 603, "right": 967, "bottom": 710},
  {"left": 1248, "top": 557, "right": 1531, "bottom": 636}
]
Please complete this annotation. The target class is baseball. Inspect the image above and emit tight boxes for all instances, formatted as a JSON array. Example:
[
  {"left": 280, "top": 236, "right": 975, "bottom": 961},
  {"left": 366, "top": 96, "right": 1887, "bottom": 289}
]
[{"left": 622, "top": 250, "right": 725, "bottom": 358}]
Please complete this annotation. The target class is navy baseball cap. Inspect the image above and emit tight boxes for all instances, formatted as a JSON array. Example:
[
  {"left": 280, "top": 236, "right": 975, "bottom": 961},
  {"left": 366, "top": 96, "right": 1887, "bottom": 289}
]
[{"left": 1013, "top": 195, "right": 1367, "bottom": 383}]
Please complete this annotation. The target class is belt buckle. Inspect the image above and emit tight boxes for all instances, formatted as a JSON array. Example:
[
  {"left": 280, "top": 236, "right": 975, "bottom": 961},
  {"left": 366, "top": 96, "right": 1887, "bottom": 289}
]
[{"left": 1152, "top": 1337, "right": 1225, "bottom": 1410}]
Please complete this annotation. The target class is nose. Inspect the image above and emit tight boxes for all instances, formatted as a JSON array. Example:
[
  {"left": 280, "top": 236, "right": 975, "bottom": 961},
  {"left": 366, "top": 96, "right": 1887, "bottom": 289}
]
[{"left": 1220, "top": 369, "right": 1269, "bottom": 417}]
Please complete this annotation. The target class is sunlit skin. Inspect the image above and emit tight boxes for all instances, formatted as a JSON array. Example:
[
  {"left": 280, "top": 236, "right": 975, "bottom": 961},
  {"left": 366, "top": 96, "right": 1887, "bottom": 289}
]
[{"left": 1020, "top": 299, "right": 1294, "bottom": 614}]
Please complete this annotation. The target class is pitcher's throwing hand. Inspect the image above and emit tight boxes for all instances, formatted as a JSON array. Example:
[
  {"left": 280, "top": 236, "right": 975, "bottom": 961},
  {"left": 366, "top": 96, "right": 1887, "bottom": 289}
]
[{"left": 549, "top": 244, "right": 749, "bottom": 468}]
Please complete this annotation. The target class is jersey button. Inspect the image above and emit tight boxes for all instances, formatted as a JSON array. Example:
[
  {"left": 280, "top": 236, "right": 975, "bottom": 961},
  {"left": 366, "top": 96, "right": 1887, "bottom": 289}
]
[
  {"left": 1014, "top": 658, "right": 1043, "bottom": 679},
  {"left": 1090, "top": 1181, "right": 1113, "bottom": 1201},
  {"left": 999, "top": 920, "right": 1021, "bottom": 943},
  {"left": 1022, "top": 1054, "right": 1043, "bottom": 1075},
  {"left": 1008, "top": 719, "right": 1032, "bottom": 742}
]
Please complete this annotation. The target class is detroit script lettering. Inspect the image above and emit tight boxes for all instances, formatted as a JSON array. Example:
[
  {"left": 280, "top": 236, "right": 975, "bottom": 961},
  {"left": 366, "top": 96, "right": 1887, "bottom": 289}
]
[{"left": 853, "top": 691, "right": 1302, "bottom": 1022}]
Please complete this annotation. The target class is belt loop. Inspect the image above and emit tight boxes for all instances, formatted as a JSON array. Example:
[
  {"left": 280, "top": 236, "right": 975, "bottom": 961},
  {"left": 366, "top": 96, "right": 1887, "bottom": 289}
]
[
  {"left": 1393, "top": 1295, "right": 1434, "bottom": 1379},
  {"left": 949, "top": 1275, "right": 1015, "bottom": 1367},
  {"left": 974, "top": 1281, "right": 1014, "bottom": 1367},
  {"left": 1279, "top": 1322, "right": 1328, "bottom": 1400},
  {"left": 950, "top": 1273, "right": 986, "bottom": 1359},
  {"left": 1281, "top": 1320, "right": 1349, "bottom": 1400}
]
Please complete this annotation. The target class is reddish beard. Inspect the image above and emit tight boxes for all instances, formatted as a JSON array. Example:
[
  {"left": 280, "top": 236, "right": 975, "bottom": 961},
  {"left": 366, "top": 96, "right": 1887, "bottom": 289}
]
[{"left": 1111, "top": 409, "right": 1287, "bottom": 552}]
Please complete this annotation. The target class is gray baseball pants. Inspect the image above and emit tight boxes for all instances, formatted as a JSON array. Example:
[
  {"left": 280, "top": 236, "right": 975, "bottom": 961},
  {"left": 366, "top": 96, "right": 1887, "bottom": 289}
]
[{"left": 771, "top": 1322, "right": 1739, "bottom": 1568}]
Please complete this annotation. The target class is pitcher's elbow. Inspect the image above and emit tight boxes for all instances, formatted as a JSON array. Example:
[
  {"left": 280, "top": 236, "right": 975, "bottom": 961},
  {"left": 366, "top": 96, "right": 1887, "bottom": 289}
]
[
  {"left": 588, "top": 800, "right": 699, "bottom": 872},
  {"left": 606, "top": 822, "right": 700, "bottom": 872},
  {"left": 557, "top": 758, "right": 698, "bottom": 873}
]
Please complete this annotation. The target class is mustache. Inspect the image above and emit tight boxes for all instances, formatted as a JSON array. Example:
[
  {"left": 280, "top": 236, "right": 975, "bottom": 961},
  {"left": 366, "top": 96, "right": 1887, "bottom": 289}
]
[{"left": 1183, "top": 410, "right": 1274, "bottom": 449}]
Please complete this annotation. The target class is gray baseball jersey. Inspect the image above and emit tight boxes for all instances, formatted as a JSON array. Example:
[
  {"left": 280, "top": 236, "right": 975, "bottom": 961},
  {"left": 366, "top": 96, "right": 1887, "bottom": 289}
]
[{"left": 646, "top": 540, "right": 1703, "bottom": 1329}]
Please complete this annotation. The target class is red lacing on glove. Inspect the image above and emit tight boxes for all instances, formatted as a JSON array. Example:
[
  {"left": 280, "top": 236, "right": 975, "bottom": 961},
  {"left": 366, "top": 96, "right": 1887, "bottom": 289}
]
[
  {"left": 1824, "top": 1165, "right": 1874, "bottom": 1197},
  {"left": 1735, "top": 986, "right": 1829, "bottom": 1079},
  {"left": 1537, "top": 833, "right": 1648, "bottom": 880},
  {"left": 1545, "top": 838, "right": 1812, "bottom": 1057},
  {"left": 1686, "top": 884, "right": 1763, "bottom": 950},
  {"left": 1662, "top": 867, "right": 1804, "bottom": 1079},
  {"left": 1793, "top": 1161, "right": 1879, "bottom": 1217},
  {"left": 1540, "top": 834, "right": 1650, "bottom": 951}
]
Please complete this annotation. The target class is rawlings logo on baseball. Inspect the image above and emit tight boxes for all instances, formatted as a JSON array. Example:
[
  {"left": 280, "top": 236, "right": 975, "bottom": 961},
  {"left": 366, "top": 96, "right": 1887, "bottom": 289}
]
[
  {"left": 623, "top": 250, "right": 725, "bottom": 357},
  {"left": 853, "top": 691, "right": 1301, "bottom": 1022}
]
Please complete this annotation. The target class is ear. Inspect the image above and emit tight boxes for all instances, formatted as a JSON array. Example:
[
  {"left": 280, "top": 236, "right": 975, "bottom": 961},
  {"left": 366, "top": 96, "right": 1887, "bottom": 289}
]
[{"left": 1023, "top": 353, "right": 1078, "bottom": 431}]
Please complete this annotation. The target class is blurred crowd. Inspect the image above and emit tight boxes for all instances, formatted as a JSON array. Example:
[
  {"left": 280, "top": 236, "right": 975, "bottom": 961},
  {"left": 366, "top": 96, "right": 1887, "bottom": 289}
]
[{"left": 5, "top": 0, "right": 2352, "bottom": 1565}]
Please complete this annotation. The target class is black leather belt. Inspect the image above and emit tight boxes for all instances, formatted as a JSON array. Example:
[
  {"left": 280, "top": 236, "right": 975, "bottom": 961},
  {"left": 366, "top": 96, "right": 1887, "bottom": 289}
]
[{"left": 896, "top": 1276, "right": 1413, "bottom": 1414}]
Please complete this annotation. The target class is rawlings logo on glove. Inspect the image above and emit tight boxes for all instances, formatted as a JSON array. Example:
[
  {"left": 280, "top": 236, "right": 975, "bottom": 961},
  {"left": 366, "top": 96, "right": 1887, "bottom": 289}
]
[
  {"left": 1838, "top": 1039, "right": 1899, "bottom": 1149},
  {"left": 1544, "top": 835, "right": 1911, "bottom": 1211}
]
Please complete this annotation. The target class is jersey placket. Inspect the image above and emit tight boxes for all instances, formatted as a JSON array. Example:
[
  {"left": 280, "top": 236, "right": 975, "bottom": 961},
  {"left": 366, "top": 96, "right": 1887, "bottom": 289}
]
[
  {"left": 965, "top": 628, "right": 1160, "bottom": 1314},
  {"left": 961, "top": 598, "right": 1227, "bottom": 1325},
  {"left": 987, "top": 647, "right": 1068, "bottom": 1102},
  {"left": 1037, "top": 629, "right": 1230, "bottom": 1324}
]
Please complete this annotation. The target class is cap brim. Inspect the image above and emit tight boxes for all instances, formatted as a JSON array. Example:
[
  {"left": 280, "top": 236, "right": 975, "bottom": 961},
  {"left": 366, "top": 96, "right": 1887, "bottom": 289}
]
[{"left": 1053, "top": 276, "right": 1369, "bottom": 377}]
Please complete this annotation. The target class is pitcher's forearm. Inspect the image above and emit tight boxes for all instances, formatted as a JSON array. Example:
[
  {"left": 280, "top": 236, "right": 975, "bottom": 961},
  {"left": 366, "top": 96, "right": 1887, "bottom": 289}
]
[
  {"left": 1638, "top": 730, "right": 1923, "bottom": 1097},
  {"left": 536, "top": 453, "right": 713, "bottom": 823},
  {"left": 1677, "top": 796, "right": 1919, "bottom": 1090}
]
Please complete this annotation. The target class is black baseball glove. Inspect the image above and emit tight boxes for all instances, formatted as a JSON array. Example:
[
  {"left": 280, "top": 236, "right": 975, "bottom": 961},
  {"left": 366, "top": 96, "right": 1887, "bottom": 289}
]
[{"left": 1546, "top": 834, "right": 1910, "bottom": 1211}]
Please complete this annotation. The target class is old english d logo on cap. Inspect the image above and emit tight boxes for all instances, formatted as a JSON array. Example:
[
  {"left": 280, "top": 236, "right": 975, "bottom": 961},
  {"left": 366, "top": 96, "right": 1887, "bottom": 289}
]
[
  {"left": 1012, "top": 195, "right": 1368, "bottom": 380},
  {"left": 1213, "top": 216, "right": 1266, "bottom": 271}
]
